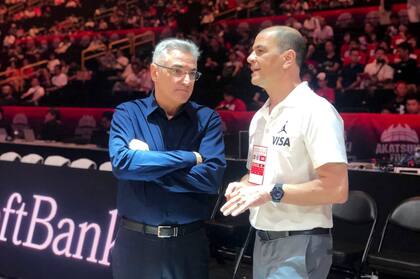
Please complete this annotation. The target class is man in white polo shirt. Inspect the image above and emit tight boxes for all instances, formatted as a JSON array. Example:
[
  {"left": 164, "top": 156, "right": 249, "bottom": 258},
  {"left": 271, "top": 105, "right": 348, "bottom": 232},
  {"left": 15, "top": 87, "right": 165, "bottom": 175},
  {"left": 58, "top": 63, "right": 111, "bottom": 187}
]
[{"left": 221, "top": 26, "right": 348, "bottom": 279}]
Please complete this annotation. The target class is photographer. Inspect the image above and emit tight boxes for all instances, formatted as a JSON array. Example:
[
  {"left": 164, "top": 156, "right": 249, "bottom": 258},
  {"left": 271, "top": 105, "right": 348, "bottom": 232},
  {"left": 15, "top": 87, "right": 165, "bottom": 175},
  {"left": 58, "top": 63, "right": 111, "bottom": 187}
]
[{"left": 363, "top": 47, "right": 394, "bottom": 89}]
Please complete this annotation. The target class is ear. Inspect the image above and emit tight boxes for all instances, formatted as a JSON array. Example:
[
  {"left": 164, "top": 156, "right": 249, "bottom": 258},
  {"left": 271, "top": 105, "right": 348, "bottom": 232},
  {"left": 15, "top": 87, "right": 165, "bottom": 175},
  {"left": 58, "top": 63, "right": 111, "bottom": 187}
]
[
  {"left": 282, "top": 50, "right": 297, "bottom": 69},
  {"left": 150, "top": 63, "right": 158, "bottom": 82}
]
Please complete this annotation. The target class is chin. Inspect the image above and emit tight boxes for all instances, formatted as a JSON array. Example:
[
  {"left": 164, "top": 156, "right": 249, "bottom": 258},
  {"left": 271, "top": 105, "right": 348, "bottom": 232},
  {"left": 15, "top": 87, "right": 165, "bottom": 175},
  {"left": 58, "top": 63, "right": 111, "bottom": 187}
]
[
  {"left": 251, "top": 77, "right": 262, "bottom": 86},
  {"left": 173, "top": 94, "right": 191, "bottom": 105}
]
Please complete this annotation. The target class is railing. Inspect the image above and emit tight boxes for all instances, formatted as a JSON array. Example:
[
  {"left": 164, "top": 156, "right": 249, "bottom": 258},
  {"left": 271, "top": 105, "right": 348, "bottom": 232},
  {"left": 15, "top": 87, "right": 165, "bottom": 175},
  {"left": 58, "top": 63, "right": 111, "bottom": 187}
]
[
  {"left": 28, "top": 0, "right": 43, "bottom": 8},
  {"left": 109, "top": 37, "right": 132, "bottom": 53},
  {"left": 8, "top": 2, "right": 25, "bottom": 16},
  {"left": 94, "top": 7, "right": 115, "bottom": 21},
  {"left": 0, "top": 60, "right": 48, "bottom": 91},
  {"left": 214, "top": 0, "right": 264, "bottom": 21},
  {"left": 7, "top": 0, "right": 53, "bottom": 20},
  {"left": 81, "top": 45, "right": 107, "bottom": 71},
  {"left": 56, "top": 18, "right": 77, "bottom": 31},
  {"left": 124, "top": 0, "right": 137, "bottom": 10},
  {"left": 132, "top": 31, "right": 155, "bottom": 54},
  {"left": 81, "top": 31, "right": 155, "bottom": 70}
]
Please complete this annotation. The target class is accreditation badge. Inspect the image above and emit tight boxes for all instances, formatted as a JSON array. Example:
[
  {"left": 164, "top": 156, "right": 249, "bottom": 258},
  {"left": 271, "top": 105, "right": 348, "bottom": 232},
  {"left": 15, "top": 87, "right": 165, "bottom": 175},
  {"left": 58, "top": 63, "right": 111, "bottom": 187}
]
[{"left": 248, "top": 145, "right": 267, "bottom": 185}]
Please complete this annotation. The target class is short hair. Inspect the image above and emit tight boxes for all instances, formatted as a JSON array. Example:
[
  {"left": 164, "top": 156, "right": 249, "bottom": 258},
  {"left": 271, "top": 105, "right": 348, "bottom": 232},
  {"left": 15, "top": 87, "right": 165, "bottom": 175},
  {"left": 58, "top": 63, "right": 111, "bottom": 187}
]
[
  {"left": 406, "top": 93, "right": 420, "bottom": 102},
  {"left": 398, "top": 42, "right": 412, "bottom": 52},
  {"left": 152, "top": 38, "right": 200, "bottom": 64},
  {"left": 261, "top": 26, "right": 307, "bottom": 68}
]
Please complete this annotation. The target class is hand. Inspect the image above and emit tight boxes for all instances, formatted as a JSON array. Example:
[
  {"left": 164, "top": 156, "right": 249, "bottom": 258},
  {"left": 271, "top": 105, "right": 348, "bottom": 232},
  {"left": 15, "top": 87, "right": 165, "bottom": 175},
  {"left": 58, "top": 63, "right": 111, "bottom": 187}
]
[
  {"left": 193, "top": 151, "right": 203, "bottom": 165},
  {"left": 220, "top": 182, "right": 272, "bottom": 217},
  {"left": 129, "top": 139, "right": 149, "bottom": 151}
]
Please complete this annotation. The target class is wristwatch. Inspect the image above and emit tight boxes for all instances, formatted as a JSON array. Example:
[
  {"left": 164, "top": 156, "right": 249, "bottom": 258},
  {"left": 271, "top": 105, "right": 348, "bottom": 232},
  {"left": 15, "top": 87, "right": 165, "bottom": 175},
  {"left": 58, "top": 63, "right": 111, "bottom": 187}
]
[{"left": 270, "top": 184, "right": 284, "bottom": 203}]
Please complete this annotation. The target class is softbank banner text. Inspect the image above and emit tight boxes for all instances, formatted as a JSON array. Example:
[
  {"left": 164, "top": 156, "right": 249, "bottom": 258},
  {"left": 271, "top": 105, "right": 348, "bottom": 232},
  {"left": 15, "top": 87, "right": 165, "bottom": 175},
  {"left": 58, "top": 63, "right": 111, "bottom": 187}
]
[{"left": 0, "top": 192, "right": 117, "bottom": 266}]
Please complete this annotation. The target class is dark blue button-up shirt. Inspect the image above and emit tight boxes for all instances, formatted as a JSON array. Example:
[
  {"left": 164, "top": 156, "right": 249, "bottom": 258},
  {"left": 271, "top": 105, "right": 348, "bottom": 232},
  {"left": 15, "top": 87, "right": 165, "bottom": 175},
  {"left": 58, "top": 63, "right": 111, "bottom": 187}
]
[{"left": 109, "top": 94, "right": 226, "bottom": 225}]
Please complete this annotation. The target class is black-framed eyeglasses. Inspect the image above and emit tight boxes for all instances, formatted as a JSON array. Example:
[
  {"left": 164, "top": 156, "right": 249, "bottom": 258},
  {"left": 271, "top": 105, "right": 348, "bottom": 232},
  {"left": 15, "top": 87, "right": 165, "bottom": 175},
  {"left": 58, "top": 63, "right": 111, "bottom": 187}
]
[{"left": 154, "top": 63, "right": 202, "bottom": 81}]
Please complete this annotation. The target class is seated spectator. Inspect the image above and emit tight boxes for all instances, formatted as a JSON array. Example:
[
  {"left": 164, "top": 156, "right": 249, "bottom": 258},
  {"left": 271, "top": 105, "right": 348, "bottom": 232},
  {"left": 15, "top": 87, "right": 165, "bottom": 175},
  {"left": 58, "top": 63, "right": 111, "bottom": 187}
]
[
  {"left": 91, "top": 111, "right": 113, "bottom": 147},
  {"left": 302, "top": 13, "right": 319, "bottom": 38},
  {"left": 220, "top": 51, "right": 244, "bottom": 82},
  {"left": 405, "top": 93, "right": 420, "bottom": 114},
  {"left": 66, "top": 0, "right": 80, "bottom": 8},
  {"left": 285, "top": 17, "right": 302, "bottom": 30},
  {"left": 337, "top": 48, "right": 364, "bottom": 91},
  {"left": 47, "top": 53, "right": 61, "bottom": 73},
  {"left": 115, "top": 50, "right": 129, "bottom": 70},
  {"left": 315, "top": 72, "right": 335, "bottom": 104},
  {"left": 200, "top": 7, "right": 214, "bottom": 24},
  {"left": 21, "top": 78, "right": 45, "bottom": 106},
  {"left": 51, "top": 64, "right": 68, "bottom": 88},
  {"left": 391, "top": 24, "right": 409, "bottom": 49},
  {"left": 98, "top": 19, "right": 109, "bottom": 31},
  {"left": 98, "top": 50, "right": 116, "bottom": 71},
  {"left": 317, "top": 40, "right": 341, "bottom": 88},
  {"left": 363, "top": 47, "right": 394, "bottom": 88},
  {"left": 215, "top": 88, "right": 247, "bottom": 111},
  {"left": 86, "top": 35, "right": 106, "bottom": 51},
  {"left": 407, "top": 36, "right": 420, "bottom": 66},
  {"left": 121, "top": 56, "right": 139, "bottom": 80},
  {"left": 123, "top": 62, "right": 143, "bottom": 90},
  {"left": 40, "top": 108, "right": 64, "bottom": 141},
  {"left": 55, "top": 37, "right": 72, "bottom": 55},
  {"left": 313, "top": 16, "right": 333, "bottom": 45},
  {"left": 342, "top": 40, "right": 367, "bottom": 66},
  {"left": 0, "top": 84, "right": 18, "bottom": 105},
  {"left": 388, "top": 81, "right": 409, "bottom": 114},
  {"left": 407, "top": 0, "right": 420, "bottom": 23},
  {"left": 252, "top": 1, "right": 275, "bottom": 17},
  {"left": 3, "top": 32, "right": 16, "bottom": 48},
  {"left": 393, "top": 42, "right": 418, "bottom": 84}
]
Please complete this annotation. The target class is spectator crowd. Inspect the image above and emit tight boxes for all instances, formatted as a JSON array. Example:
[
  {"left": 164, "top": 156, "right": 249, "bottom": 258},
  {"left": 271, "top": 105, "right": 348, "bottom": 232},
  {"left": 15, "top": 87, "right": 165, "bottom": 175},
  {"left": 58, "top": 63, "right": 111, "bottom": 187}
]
[{"left": 0, "top": 0, "right": 418, "bottom": 116}]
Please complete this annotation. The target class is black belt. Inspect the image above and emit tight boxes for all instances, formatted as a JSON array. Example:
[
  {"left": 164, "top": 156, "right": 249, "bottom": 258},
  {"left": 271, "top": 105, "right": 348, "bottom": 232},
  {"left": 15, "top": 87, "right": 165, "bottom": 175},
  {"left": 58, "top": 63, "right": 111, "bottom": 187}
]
[
  {"left": 257, "top": 228, "right": 331, "bottom": 241},
  {"left": 121, "top": 218, "right": 203, "bottom": 238}
]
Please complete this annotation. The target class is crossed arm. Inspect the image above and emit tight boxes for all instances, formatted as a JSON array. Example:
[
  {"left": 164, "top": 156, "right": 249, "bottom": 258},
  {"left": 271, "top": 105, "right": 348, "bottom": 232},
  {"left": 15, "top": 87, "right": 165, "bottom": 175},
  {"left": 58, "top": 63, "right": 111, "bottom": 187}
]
[{"left": 109, "top": 104, "right": 226, "bottom": 194}]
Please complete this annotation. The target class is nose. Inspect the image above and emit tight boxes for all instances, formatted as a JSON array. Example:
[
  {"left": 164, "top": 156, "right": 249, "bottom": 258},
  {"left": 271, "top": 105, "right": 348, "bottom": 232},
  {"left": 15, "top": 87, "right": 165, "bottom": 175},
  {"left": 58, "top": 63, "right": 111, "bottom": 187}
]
[
  {"left": 182, "top": 73, "right": 194, "bottom": 84},
  {"left": 247, "top": 51, "right": 255, "bottom": 64}
]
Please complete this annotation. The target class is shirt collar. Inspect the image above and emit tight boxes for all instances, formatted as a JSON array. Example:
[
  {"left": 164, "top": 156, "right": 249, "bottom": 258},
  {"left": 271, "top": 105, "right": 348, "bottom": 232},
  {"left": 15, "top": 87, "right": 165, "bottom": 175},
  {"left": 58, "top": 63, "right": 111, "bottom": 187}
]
[
  {"left": 144, "top": 91, "right": 194, "bottom": 119},
  {"left": 260, "top": 82, "right": 309, "bottom": 118}
]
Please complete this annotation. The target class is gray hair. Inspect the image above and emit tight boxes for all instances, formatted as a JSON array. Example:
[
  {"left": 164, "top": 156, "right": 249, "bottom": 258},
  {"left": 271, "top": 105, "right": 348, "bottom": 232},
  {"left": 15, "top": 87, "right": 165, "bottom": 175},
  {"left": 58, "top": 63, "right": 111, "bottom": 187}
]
[{"left": 152, "top": 38, "right": 200, "bottom": 64}]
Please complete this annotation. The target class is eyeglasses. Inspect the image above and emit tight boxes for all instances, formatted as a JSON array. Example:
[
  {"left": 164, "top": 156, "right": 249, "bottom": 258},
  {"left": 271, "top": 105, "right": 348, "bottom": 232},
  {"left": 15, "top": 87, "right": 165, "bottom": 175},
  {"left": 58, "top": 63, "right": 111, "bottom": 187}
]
[{"left": 154, "top": 63, "right": 202, "bottom": 81}]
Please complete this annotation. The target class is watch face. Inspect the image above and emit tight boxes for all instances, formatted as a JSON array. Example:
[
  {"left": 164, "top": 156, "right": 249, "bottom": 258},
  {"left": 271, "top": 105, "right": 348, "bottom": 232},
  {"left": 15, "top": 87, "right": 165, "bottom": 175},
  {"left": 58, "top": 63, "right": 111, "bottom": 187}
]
[
  {"left": 273, "top": 189, "right": 282, "bottom": 199},
  {"left": 271, "top": 185, "right": 283, "bottom": 202}
]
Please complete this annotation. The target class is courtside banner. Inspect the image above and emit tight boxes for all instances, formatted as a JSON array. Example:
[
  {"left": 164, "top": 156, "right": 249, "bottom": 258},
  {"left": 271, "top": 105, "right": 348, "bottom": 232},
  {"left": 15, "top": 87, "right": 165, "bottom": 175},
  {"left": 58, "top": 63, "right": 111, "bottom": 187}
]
[
  {"left": 0, "top": 162, "right": 117, "bottom": 279},
  {"left": 217, "top": 111, "right": 420, "bottom": 162},
  {"left": 341, "top": 113, "right": 420, "bottom": 163}
]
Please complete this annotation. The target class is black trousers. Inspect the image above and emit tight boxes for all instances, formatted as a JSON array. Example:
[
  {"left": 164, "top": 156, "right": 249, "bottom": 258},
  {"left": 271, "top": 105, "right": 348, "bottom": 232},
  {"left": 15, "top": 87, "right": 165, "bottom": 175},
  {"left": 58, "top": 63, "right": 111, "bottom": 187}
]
[{"left": 111, "top": 223, "right": 209, "bottom": 279}]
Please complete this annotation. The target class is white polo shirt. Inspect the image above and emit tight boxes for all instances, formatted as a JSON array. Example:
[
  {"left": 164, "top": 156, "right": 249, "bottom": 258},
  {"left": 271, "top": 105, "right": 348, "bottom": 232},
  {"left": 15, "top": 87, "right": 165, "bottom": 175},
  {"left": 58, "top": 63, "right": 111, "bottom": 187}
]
[{"left": 247, "top": 82, "right": 347, "bottom": 231}]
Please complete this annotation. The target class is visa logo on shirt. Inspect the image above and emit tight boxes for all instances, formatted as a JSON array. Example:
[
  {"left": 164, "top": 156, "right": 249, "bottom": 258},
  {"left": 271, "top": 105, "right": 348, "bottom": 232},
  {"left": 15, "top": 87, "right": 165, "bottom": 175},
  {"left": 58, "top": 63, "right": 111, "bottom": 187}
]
[
  {"left": 272, "top": 121, "right": 290, "bottom": 147},
  {"left": 272, "top": 136, "right": 290, "bottom": 147}
]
